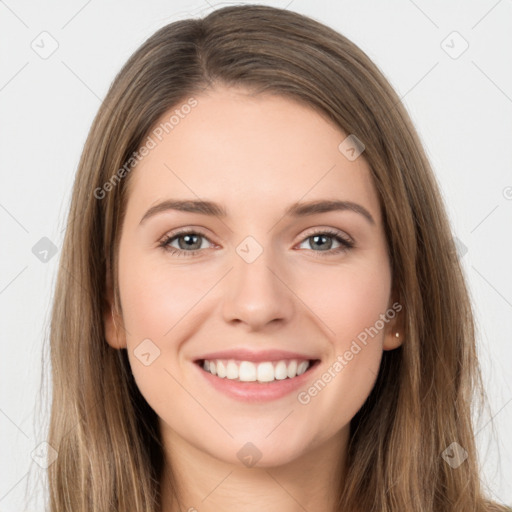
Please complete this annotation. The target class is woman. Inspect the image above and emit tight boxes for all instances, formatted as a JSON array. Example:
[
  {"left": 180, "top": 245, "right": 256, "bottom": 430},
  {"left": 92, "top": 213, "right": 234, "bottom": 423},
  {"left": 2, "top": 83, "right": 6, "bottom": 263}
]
[{"left": 47, "top": 4, "right": 510, "bottom": 511}]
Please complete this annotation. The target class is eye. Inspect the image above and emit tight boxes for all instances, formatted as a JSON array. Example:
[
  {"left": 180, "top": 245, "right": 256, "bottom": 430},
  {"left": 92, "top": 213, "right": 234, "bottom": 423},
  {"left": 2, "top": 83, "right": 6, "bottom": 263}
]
[
  {"left": 297, "top": 229, "right": 354, "bottom": 255},
  {"left": 158, "top": 228, "right": 354, "bottom": 257},
  {"left": 159, "top": 230, "right": 213, "bottom": 256}
]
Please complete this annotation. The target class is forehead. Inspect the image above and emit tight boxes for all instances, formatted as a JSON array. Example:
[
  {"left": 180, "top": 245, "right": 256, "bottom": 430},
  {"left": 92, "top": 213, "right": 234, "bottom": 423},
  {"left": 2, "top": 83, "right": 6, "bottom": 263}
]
[{"left": 126, "top": 86, "right": 381, "bottom": 224}]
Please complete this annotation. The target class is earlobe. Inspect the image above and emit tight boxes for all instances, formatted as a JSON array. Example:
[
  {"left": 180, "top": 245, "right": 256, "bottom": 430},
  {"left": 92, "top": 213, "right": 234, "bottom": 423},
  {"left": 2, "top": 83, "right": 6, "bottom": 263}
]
[
  {"left": 383, "top": 297, "right": 404, "bottom": 351},
  {"left": 103, "top": 284, "right": 127, "bottom": 349},
  {"left": 383, "top": 329, "right": 403, "bottom": 351}
]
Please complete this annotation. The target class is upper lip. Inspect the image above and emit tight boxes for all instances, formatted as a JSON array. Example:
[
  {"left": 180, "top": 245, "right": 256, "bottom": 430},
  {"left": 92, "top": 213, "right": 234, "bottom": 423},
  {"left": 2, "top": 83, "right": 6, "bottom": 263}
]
[{"left": 195, "top": 349, "right": 319, "bottom": 363}]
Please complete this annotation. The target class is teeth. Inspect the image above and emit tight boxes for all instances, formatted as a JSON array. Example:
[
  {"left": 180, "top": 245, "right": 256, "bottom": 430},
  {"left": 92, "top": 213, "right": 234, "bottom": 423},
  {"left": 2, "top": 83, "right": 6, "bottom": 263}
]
[
  {"left": 274, "top": 361, "right": 288, "bottom": 380},
  {"left": 287, "top": 360, "right": 297, "bottom": 378},
  {"left": 226, "top": 361, "right": 238, "bottom": 379},
  {"left": 216, "top": 361, "right": 226, "bottom": 378},
  {"left": 239, "top": 361, "right": 257, "bottom": 382},
  {"left": 257, "top": 362, "right": 274, "bottom": 382},
  {"left": 297, "top": 361, "right": 309, "bottom": 375},
  {"left": 201, "top": 358, "right": 312, "bottom": 382}
]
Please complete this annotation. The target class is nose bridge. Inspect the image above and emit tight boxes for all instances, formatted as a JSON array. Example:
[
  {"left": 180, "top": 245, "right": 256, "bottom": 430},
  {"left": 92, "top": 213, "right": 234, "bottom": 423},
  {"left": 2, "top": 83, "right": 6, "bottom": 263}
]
[{"left": 221, "top": 238, "right": 294, "bottom": 329}]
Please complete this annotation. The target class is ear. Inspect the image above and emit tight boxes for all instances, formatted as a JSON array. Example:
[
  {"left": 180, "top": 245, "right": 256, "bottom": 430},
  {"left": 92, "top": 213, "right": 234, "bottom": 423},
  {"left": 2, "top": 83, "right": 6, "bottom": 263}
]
[
  {"left": 103, "top": 277, "right": 127, "bottom": 349},
  {"left": 382, "top": 298, "right": 404, "bottom": 351}
]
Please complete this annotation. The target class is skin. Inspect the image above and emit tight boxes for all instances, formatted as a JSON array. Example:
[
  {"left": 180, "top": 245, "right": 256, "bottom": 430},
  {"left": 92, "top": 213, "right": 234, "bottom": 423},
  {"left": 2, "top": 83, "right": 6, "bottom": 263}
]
[{"left": 104, "top": 85, "right": 403, "bottom": 512}]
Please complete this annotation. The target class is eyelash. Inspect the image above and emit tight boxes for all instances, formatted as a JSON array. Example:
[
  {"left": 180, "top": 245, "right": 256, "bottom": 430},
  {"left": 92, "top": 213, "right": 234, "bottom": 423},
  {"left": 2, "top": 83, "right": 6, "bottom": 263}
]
[{"left": 158, "top": 228, "right": 355, "bottom": 258}]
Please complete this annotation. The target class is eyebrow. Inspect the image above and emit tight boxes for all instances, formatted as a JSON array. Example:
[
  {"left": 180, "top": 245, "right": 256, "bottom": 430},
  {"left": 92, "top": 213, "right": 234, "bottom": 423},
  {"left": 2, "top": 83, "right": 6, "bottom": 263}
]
[{"left": 139, "top": 198, "right": 375, "bottom": 226}]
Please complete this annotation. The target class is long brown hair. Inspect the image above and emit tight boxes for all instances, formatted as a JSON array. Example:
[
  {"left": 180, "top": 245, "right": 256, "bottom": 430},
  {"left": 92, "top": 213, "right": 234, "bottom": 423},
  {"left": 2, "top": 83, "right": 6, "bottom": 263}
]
[{"left": 45, "top": 5, "right": 509, "bottom": 511}]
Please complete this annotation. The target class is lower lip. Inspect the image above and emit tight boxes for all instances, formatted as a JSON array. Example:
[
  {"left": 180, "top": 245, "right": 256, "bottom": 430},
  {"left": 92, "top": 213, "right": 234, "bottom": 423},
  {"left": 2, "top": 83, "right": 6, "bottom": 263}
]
[{"left": 194, "top": 360, "right": 321, "bottom": 402}]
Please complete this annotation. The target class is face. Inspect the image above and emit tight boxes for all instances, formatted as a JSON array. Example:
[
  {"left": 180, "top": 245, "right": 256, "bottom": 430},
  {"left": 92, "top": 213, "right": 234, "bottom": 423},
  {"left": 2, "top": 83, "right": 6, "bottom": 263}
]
[{"left": 104, "top": 85, "right": 402, "bottom": 468}]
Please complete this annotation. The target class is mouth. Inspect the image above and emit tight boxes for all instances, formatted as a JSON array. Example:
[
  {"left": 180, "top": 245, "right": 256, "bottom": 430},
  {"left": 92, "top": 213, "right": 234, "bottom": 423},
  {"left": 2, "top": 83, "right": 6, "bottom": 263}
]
[
  {"left": 195, "top": 358, "right": 320, "bottom": 383},
  {"left": 192, "top": 349, "right": 322, "bottom": 401}
]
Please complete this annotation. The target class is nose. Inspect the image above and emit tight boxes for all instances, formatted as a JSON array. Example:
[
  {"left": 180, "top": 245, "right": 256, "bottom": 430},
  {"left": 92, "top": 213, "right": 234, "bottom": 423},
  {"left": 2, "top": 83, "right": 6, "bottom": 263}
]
[{"left": 221, "top": 246, "right": 295, "bottom": 331}]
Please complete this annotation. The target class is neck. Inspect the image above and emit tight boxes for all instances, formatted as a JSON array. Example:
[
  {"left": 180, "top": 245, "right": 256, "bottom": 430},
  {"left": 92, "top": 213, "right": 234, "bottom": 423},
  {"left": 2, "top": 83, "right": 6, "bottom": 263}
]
[{"left": 159, "top": 426, "right": 348, "bottom": 512}]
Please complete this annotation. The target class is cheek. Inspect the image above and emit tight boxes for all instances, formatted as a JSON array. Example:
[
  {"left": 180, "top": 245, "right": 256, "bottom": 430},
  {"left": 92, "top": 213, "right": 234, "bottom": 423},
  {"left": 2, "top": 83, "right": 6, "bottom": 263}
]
[
  {"left": 118, "top": 265, "right": 201, "bottom": 421},
  {"left": 292, "top": 255, "right": 391, "bottom": 412},
  {"left": 117, "top": 248, "right": 233, "bottom": 411},
  {"left": 119, "top": 251, "right": 211, "bottom": 340},
  {"left": 298, "top": 256, "right": 392, "bottom": 346}
]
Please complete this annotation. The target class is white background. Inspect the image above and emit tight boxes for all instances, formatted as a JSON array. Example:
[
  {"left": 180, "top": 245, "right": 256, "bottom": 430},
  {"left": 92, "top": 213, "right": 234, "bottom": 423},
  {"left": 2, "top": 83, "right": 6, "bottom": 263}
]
[{"left": 1, "top": 0, "right": 511, "bottom": 510}]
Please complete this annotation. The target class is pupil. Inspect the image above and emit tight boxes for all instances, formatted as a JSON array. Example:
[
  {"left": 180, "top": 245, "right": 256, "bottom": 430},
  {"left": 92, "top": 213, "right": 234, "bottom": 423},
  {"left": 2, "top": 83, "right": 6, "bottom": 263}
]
[
  {"left": 179, "top": 234, "right": 201, "bottom": 250},
  {"left": 176, "top": 234, "right": 334, "bottom": 251},
  {"left": 312, "top": 235, "right": 331, "bottom": 251}
]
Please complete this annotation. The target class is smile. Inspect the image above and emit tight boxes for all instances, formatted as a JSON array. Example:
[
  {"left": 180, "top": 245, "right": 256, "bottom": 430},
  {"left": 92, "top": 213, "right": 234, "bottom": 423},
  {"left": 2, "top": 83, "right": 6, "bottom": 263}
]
[
  {"left": 194, "top": 355, "right": 321, "bottom": 402},
  {"left": 200, "top": 358, "right": 313, "bottom": 383}
]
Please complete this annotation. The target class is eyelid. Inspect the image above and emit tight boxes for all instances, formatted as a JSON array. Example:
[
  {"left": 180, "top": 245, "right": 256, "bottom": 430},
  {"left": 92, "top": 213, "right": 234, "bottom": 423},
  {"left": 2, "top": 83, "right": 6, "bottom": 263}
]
[
  {"left": 298, "top": 226, "right": 354, "bottom": 245},
  {"left": 158, "top": 227, "right": 216, "bottom": 251},
  {"left": 158, "top": 226, "right": 355, "bottom": 256},
  {"left": 159, "top": 226, "right": 214, "bottom": 240}
]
